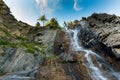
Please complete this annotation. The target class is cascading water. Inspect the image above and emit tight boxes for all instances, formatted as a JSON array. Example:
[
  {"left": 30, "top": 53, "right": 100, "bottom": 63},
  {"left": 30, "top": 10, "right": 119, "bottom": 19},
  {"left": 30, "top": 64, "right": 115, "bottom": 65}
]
[{"left": 67, "top": 27, "right": 120, "bottom": 80}]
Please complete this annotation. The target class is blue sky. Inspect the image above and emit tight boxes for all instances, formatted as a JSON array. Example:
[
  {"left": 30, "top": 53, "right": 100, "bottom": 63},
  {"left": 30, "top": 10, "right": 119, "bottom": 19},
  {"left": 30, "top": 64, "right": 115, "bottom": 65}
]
[{"left": 3, "top": 0, "right": 120, "bottom": 26}]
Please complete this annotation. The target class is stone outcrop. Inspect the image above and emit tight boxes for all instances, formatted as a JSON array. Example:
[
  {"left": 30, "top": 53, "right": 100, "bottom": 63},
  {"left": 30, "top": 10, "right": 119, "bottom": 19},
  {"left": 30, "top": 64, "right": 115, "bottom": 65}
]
[
  {"left": 37, "top": 28, "right": 120, "bottom": 80},
  {"left": 0, "top": 0, "right": 58, "bottom": 80},
  {"left": 36, "top": 30, "right": 92, "bottom": 80},
  {"left": 0, "top": 0, "right": 120, "bottom": 79},
  {"left": 78, "top": 27, "right": 116, "bottom": 57},
  {"left": 80, "top": 13, "right": 120, "bottom": 55},
  {"left": 0, "top": 0, "right": 32, "bottom": 36},
  {"left": 77, "top": 27, "right": 120, "bottom": 71},
  {"left": 87, "top": 13, "right": 120, "bottom": 47},
  {"left": 0, "top": 28, "right": 57, "bottom": 80}
]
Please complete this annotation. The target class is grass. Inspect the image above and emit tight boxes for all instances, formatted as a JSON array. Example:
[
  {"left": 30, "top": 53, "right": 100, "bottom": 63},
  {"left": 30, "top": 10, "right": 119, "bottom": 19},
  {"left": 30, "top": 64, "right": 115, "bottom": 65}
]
[
  {"left": 0, "top": 25, "right": 59, "bottom": 60},
  {"left": 0, "top": 27, "right": 46, "bottom": 56},
  {"left": 15, "top": 35, "right": 29, "bottom": 41}
]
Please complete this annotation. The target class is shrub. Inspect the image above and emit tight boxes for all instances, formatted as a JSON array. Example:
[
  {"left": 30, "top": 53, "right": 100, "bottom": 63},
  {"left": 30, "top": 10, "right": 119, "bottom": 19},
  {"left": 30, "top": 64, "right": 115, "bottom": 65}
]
[
  {"left": 47, "top": 18, "right": 61, "bottom": 29},
  {"left": 38, "top": 15, "right": 47, "bottom": 26},
  {"left": 35, "top": 22, "right": 40, "bottom": 27}
]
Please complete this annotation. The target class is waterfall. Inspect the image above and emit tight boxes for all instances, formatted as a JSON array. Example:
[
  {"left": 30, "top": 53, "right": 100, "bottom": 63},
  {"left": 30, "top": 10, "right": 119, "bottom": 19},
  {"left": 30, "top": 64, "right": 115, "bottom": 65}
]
[{"left": 66, "top": 28, "right": 120, "bottom": 80}]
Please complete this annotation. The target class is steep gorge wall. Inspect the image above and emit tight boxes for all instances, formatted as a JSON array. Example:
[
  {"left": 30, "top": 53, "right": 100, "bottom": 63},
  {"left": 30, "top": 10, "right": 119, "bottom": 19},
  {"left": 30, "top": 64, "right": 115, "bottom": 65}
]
[
  {"left": 81, "top": 13, "right": 120, "bottom": 55},
  {"left": 0, "top": 0, "right": 120, "bottom": 79}
]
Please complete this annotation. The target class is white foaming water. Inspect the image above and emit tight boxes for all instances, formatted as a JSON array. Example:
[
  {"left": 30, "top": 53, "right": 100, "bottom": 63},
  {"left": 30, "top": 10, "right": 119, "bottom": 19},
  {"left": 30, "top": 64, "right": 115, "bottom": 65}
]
[
  {"left": 69, "top": 29, "right": 83, "bottom": 51},
  {"left": 67, "top": 28, "right": 120, "bottom": 80}
]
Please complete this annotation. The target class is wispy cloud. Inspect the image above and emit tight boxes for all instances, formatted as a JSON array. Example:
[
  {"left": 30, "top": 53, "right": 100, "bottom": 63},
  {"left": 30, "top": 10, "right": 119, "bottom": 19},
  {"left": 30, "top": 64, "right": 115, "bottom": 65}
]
[
  {"left": 3, "top": 0, "right": 40, "bottom": 25},
  {"left": 35, "top": 0, "right": 62, "bottom": 15},
  {"left": 74, "top": 0, "right": 82, "bottom": 11}
]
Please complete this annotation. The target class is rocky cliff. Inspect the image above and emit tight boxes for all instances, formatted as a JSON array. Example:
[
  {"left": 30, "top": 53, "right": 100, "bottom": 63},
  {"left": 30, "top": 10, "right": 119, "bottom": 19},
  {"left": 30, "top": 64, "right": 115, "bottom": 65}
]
[
  {"left": 78, "top": 13, "right": 120, "bottom": 73},
  {"left": 80, "top": 13, "right": 120, "bottom": 55},
  {"left": 0, "top": 0, "right": 120, "bottom": 80},
  {"left": 0, "top": 0, "right": 58, "bottom": 80}
]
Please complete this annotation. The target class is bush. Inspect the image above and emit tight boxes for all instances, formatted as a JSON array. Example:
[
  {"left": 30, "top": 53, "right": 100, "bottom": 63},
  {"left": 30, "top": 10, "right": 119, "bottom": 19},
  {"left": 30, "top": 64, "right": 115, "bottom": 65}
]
[
  {"left": 46, "top": 18, "right": 61, "bottom": 29},
  {"left": 35, "top": 22, "right": 40, "bottom": 27}
]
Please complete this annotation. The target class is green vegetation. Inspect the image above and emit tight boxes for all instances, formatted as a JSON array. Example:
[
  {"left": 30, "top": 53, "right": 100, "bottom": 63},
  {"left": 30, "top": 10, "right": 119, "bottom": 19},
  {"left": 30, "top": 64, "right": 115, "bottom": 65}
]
[
  {"left": 0, "top": 27, "right": 46, "bottom": 56},
  {"left": 63, "top": 21, "right": 77, "bottom": 29},
  {"left": 37, "top": 15, "right": 61, "bottom": 29},
  {"left": 49, "top": 18, "right": 61, "bottom": 29},
  {"left": 38, "top": 15, "right": 47, "bottom": 26},
  {"left": 46, "top": 18, "right": 61, "bottom": 29},
  {"left": 35, "top": 22, "right": 40, "bottom": 27},
  {"left": 15, "top": 35, "right": 29, "bottom": 41}
]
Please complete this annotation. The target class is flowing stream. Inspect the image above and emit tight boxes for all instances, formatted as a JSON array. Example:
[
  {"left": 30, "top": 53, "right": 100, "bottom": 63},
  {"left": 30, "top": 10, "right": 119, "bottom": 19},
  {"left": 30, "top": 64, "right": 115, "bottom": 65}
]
[{"left": 67, "top": 28, "right": 120, "bottom": 80}]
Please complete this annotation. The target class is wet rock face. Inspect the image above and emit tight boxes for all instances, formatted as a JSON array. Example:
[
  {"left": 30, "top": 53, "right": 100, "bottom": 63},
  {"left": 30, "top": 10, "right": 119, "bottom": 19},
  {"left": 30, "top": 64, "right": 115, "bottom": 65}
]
[
  {"left": 77, "top": 28, "right": 98, "bottom": 48},
  {"left": 82, "top": 13, "right": 120, "bottom": 46},
  {"left": 84, "top": 13, "right": 120, "bottom": 55},
  {"left": 0, "top": 0, "right": 120, "bottom": 79},
  {"left": 77, "top": 27, "right": 120, "bottom": 71},
  {"left": 54, "top": 30, "right": 71, "bottom": 55},
  {"left": 37, "top": 29, "right": 120, "bottom": 80},
  {"left": 78, "top": 27, "right": 110, "bottom": 55},
  {"left": 35, "top": 30, "right": 92, "bottom": 80},
  {"left": 54, "top": 30, "right": 85, "bottom": 62}
]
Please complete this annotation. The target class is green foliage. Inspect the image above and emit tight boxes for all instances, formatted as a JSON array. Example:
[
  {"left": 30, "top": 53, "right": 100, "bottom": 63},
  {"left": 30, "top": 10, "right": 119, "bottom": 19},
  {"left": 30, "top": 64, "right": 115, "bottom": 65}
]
[
  {"left": 0, "top": 30, "right": 46, "bottom": 55},
  {"left": 35, "top": 22, "right": 40, "bottom": 27},
  {"left": 47, "top": 18, "right": 61, "bottom": 29},
  {"left": 63, "top": 21, "right": 76, "bottom": 29},
  {"left": 15, "top": 35, "right": 29, "bottom": 41},
  {"left": 38, "top": 15, "right": 47, "bottom": 26},
  {"left": 50, "top": 18, "right": 59, "bottom": 26},
  {"left": 20, "top": 42, "right": 40, "bottom": 53}
]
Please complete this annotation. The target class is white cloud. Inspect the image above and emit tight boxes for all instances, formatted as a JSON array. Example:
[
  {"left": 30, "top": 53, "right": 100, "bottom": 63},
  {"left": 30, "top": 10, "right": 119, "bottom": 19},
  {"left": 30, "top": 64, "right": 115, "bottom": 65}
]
[
  {"left": 3, "top": 0, "right": 39, "bottom": 26},
  {"left": 35, "top": 0, "right": 52, "bottom": 14},
  {"left": 107, "top": 0, "right": 120, "bottom": 16},
  {"left": 74, "top": 0, "right": 82, "bottom": 11},
  {"left": 35, "top": 0, "right": 62, "bottom": 15}
]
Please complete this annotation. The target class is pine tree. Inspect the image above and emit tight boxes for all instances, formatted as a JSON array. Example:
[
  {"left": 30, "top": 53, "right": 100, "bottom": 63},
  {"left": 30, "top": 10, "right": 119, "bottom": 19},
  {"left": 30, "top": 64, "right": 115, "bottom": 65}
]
[{"left": 38, "top": 15, "right": 47, "bottom": 26}]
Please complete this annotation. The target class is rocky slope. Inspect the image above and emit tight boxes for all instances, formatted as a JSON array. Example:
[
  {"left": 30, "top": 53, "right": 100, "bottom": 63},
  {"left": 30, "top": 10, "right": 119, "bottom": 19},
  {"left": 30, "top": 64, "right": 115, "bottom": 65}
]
[
  {"left": 36, "top": 28, "right": 120, "bottom": 80},
  {"left": 0, "top": 0, "right": 58, "bottom": 80},
  {"left": 36, "top": 30, "right": 92, "bottom": 80},
  {"left": 79, "top": 13, "right": 120, "bottom": 55},
  {"left": 36, "top": 13, "right": 120, "bottom": 80},
  {"left": 0, "top": 0, "right": 120, "bottom": 80},
  {"left": 0, "top": 0, "right": 32, "bottom": 36}
]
